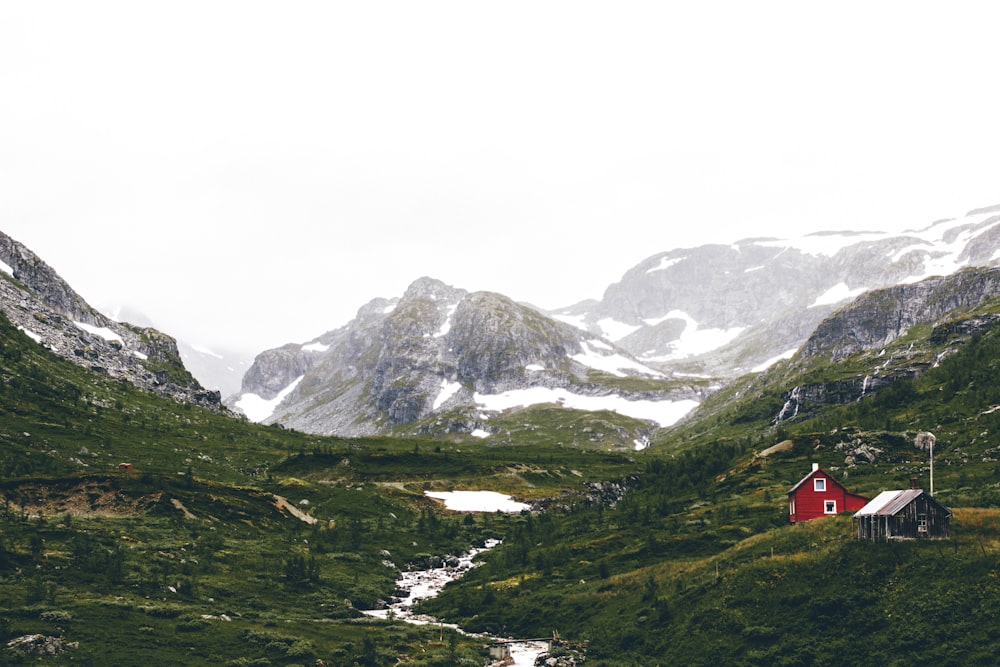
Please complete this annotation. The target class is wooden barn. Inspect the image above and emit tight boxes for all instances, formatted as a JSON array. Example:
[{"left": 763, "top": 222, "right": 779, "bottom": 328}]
[
  {"left": 787, "top": 463, "right": 869, "bottom": 523},
  {"left": 853, "top": 488, "right": 952, "bottom": 540}
]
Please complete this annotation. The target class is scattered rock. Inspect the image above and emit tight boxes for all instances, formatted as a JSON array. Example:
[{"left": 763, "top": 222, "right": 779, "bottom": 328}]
[{"left": 5, "top": 634, "right": 77, "bottom": 657}]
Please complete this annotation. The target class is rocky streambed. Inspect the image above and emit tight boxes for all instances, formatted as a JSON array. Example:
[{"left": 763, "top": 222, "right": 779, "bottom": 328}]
[{"left": 362, "top": 490, "right": 582, "bottom": 665}]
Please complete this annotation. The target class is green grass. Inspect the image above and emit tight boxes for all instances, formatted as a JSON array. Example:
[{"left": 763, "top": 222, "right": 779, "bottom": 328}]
[{"left": 8, "top": 295, "right": 1000, "bottom": 664}]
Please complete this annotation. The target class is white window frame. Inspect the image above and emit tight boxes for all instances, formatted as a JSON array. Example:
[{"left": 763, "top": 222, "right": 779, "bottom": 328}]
[
  {"left": 824, "top": 500, "right": 837, "bottom": 514},
  {"left": 814, "top": 478, "right": 826, "bottom": 492}
]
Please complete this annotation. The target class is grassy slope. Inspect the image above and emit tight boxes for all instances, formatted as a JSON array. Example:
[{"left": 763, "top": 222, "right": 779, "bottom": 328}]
[
  {"left": 0, "top": 314, "right": 639, "bottom": 666},
  {"left": 6, "top": 294, "right": 1000, "bottom": 665},
  {"left": 420, "top": 302, "right": 1000, "bottom": 665}
]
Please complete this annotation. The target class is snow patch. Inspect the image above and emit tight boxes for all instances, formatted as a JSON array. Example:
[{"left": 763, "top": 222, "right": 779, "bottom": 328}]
[
  {"left": 646, "top": 256, "right": 684, "bottom": 273},
  {"left": 474, "top": 386, "right": 698, "bottom": 427},
  {"left": 425, "top": 490, "right": 530, "bottom": 513},
  {"left": 645, "top": 310, "right": 746, "bottom": 361},
  {"left": 525, "top": 364, "right": 545, "bottom": 372},
  {"left": 571, "top": 340, "right": 664, "bottom": 377},
  {"left": 235, "top": 375, "right": 304, "bottom": 422},
  {"left": 755, "top": 231, "right": 888, "bottom": 257},
  {"left": 470, "top": 428, "right": 491, "bottom": 438},
  {"left": 434, "top": 304, "right": 458, "bottom": 337},
  {"left": 131, "top": 350, "right": 149, "bottom": 360},
  {"left": 810, "top": 283, "right": 867, "bottom": 308},
  {"left": 301, "top": 341, "right": 329, "bottom": 353},
  {"left": 751, "top": 348, "right": 798, "bottom": 372},
  {"left": 73, "top": 321, "right": 123, "bottom": 343},
  {"left": 596, "top": 317, "right": 641, "bottom": 342},
  {"left": 18, "top": 327, "right": 42, "bottom": 344},
  {"left": 433, "top": 379, "right": 462, "bottom": 410},
  {"left": 0, "top": 259, "right": 13, "bottom": 276}
]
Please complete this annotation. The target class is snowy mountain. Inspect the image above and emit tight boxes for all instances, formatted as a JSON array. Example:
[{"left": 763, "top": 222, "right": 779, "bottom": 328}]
[
  {"left": 232, "top": 204, "right": 1000, "bottom": 437},
  {"left": 561, "top": 204, "right": 1000, "bottom": 377},
  {"left": 231, "top": 277, "right": 703, "bottom": 437}
]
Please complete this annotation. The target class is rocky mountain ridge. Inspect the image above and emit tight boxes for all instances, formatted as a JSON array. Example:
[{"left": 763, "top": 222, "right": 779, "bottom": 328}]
[
  {"left": 234, "top": 277, "right": 698, "bottom": 437},
  {"left": 0, "top": 231, "right": 221, "bottom": 408},
  {"left": 560, "top": 204, "right": 1000, "bottom": 377},
  {"left": 233, "top": 204, "right": 1000, "bottom": 437}
]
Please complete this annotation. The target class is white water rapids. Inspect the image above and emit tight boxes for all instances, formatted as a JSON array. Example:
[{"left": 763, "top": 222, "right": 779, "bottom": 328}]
[{"left": 362, "top": 540, "right": 548, "bottom": 666}]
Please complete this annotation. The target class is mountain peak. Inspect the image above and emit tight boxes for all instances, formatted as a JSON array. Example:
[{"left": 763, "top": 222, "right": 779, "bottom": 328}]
[{"left": 401, "top": 276, "right": 466, "bottom": 303}]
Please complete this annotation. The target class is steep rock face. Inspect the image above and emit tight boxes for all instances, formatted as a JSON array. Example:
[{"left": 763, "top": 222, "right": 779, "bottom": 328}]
[
  {"left": 233, "top": 277, "right": 678, "bottom": 436},
  {"left": 773, "top": 266, "right": 1000, "bottom": 422},
  {"left": 801, "top": 267, "right": 1000, "bottom": 362},
  {"left": 0, "top": 231, "right": 220, "bottom": 408},
  {"left": 447, "top": 291, "right": 583, "bottom": 393},
  {"left": 558, "top": 207, "right": 1000, "bottom": 376}
]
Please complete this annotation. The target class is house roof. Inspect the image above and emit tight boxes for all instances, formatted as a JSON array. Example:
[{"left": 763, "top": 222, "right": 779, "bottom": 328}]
[
  {"left": 854, "top": 490, "right": 923, "bottom": 516},
  {"left": 854, "top": 489, "right": 953, "bottom": 518},
  {"left": 787, "top": 467, "right": 842, "bottom": 495}
]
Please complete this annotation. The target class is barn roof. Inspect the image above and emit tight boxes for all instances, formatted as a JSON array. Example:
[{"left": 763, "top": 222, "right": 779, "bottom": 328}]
[{"left": 854, "top": 489, "right": 925, "bottom": 516}]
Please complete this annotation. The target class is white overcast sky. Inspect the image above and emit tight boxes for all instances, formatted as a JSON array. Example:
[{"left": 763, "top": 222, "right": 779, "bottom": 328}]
[{"left": 2, "top": 2, "right": 998, "bottom": 354}]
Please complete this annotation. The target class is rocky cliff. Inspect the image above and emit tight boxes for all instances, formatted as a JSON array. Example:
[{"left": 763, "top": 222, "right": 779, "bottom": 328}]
[
  {"left": 0, "top": 231, "right": 220, "bottom": 408},
  {"left": 772, "top": 266, "right": 1000, "bottom": 423}
]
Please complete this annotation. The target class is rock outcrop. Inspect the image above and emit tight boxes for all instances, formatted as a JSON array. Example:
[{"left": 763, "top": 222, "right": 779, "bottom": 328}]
[
  {"left": 772, "top": 266, "right": 1000, "bottom": 423},
  {"left": 0, "top": 230, "right": 220, "bottom": 408}
]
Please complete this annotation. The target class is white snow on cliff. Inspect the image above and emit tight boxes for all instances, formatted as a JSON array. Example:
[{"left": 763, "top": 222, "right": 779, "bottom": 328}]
[
  {"left": 646, "top": 256, "right": 685, "bottom": 273},
  {"left": 433, "top": 379, "right": 462, "bottom": 410},
  {"left": 18, "top": 327, "right": 42, "bottom": 344},
  {"left": 433, "top": 304, "right": 458, "bottom": 337},
  {"left": 473, "top": 386, "right": 698, "bottom": 427},
  {"left": 301, "top": 341, "right": 330, "bottom": 352},
  {"left": 0, "top": 259, "right": 12, "bottom": 276},
  {"left": 235, "top": 375, "right": 304, "bottom": 422},
  {"left": 810, "top": 283, "right": 867, "bottom": 308},
  {"left": 73, "top": 321, "right": 123, "bottom": 343}
]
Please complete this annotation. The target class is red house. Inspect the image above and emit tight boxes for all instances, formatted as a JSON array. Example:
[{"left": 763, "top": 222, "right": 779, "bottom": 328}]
[{"left": 787, "top": 463, "right": 868, "bottom": 523}]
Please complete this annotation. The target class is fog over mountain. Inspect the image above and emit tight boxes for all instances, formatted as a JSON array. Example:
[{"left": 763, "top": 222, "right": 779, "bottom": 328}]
[{"left": 229, "top": 204, "right": 1000, "bottom": 437}]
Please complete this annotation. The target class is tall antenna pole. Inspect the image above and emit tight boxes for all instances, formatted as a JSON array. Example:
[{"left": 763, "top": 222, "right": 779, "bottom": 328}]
[
  {"left": 930, "top": 434, "right": 934, "bottom": 496},
  {"left": 916, "top": 432, "right": 936, "bottom": 495}
]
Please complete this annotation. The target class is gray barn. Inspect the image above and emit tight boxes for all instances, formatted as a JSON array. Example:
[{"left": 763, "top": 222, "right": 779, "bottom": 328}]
[{"left": 853, "top": 489, "right": 952, "bottom": 540}]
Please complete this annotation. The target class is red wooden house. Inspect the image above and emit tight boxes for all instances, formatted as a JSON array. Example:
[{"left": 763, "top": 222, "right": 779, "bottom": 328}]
[{"left": 787, "top": 463, "right": 868, "bottom": 523}]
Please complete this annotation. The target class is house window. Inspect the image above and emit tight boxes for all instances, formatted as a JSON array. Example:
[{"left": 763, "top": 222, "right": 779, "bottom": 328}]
[
  {"left": 917, "top": 513, "right": 927, "bottom": 533},
  {"left": 814, "top": 478, "right": 826, "bottom": 492},
  {"left": 824, "top": 500, "right": 837, "bottom": 514}
]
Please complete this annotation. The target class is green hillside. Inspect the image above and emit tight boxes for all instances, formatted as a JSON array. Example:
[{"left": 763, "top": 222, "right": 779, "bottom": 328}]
[
  {"left": 0, "top": 313, "right": 636, "bottom": 665},
  {"left": 4, "top": 291, "right": 1000, "bottom": 665},
  {"left": 418, "top": 298, "right": 1000, "bottom": 665}
]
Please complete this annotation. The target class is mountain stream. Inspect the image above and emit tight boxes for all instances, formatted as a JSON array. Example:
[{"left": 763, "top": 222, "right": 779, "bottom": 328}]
[{"left": 363, "top": 491, "right": 548, "bottom": 666}]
